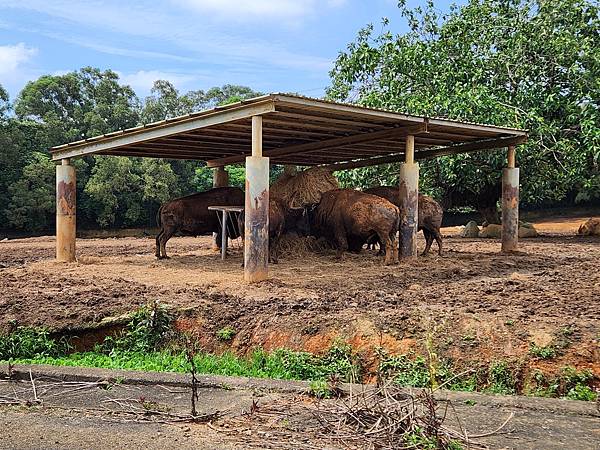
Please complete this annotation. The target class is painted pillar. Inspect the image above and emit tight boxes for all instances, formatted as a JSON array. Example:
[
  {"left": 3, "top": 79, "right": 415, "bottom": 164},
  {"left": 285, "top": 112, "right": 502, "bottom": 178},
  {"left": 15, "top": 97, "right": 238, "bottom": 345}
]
[
  {"left": 399, "top": 135, "right": 419, "bottom": 259},
  {"left": 212, "top": 166, "right": 230, "bottom": 250},
  {"left": 244, "top": 116, "right": 269, "bottom": 283},
  {"left": 56, "top": 159, "right": 76, "bottom": 262},
  {"left": 502, "top": 146, "right": 519, "bottom": 252}
]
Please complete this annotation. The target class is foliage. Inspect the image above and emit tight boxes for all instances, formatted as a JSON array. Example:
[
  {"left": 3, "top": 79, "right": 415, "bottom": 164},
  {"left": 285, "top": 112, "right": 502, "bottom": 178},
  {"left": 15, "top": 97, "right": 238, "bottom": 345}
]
[
  {"left": 328, "top": 0, "right": 600, "bottom": 214},
  {"left": 0, "top": 84, "right": 9, "bottom": 119},
  {"left": 101, "top": 301, "right": 174, "bottom": 354},
  {"left": 0, "top": 73, "right": 260, "bottom": 233},
  {"left": 15, "top": 67, "right": 139, "bottom": 146},
  {"left": 216, "top": 326, "right": 236, "bottom": 341},
  {"left": 486, "top": 361, "right": 517, "bottom": 395},
  {"left": 0, "top": 325, "right": 69, "bottom": 360},
  {"left": 7, "top": 152, "right": 55, "bottom": 231},
  {"left": 529, "top": 343, "right": 558, "bottom": 359},
  {"left": 308, "top": 380, "right": 333, "bottom": 399}
]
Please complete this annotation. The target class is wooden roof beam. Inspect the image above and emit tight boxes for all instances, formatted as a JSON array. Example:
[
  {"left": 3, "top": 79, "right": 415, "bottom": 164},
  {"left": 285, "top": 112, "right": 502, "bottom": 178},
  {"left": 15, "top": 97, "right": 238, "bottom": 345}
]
[
  {"left": 206, "top": 123, "right": 427, "bottom": 167},
  {"left": 322, "top": 135, "right": 528, "bottom": 172}
]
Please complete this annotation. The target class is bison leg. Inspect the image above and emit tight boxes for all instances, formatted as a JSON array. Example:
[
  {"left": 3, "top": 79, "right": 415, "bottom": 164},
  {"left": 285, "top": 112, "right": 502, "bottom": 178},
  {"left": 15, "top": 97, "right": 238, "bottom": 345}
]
[
  {"left": 433, "top": 229, "right": 443, "bottom": 256},
  {"left": 155, "top": 229, "right": 164, "bottom": 258},
  {"left": 158, "top": 227, "right": 175, "bottom": 259},
  {"left": 421, "top": 229, "right": 434, "bottom": 256},
  {"left": 334, "top": 233, "right": 348, "bottom": 260},
  {"left": 269, "top": 236, "right": 279, "bottom": 264},
  {"left": 377, "top": 231, "right": 395, "bottom": 265},
  {"left": 391, "top": 231, "right": 399, "bottom": 264}
]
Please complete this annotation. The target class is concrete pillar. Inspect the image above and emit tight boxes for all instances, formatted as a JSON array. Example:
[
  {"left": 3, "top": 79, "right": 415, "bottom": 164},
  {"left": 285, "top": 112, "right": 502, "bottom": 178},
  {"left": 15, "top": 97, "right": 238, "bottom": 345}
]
[
  {"left": 502, "top": 146, "right": 519, "bottom": 252},
  {"left": 244, "top": 116, "right": 269, "bottom": 283},
  {"left": 399, "top": 135, "right": 419, "bottom": 259},
  {"left": 56, "top": 159, "right": 76, "bottom": 262},
  {"left": 213, "top": 166, "right": 229, "bottom": 188}
]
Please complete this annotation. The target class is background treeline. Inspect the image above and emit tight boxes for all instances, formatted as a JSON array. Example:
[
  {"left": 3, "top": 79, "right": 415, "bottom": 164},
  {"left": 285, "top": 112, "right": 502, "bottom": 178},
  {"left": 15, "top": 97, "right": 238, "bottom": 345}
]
[
  {"left": 0, "top": 74, "right": 261, "bottom": 232},
  {"left": 1, "top": 0, "right": 599, "bottom": 233}
]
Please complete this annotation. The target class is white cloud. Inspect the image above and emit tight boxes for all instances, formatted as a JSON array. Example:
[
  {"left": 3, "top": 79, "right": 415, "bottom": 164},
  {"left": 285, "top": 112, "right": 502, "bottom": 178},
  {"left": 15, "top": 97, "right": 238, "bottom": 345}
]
[
  {"left": 0, "top": 0, "right": 334, "bottom": 73},
  {"left": 0, "top": 43, "right": 37, "bottom": 76},
  {"left": 175, "top": 0, "right": 346, "bottom": 21}
]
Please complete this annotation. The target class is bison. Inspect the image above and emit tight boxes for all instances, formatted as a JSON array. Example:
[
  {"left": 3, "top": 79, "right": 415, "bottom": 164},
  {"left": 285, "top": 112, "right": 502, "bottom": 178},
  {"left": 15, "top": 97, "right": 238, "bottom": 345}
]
[
  {"left": 155, "top": 187, "right": 244, "bottom": 259},
  {"left": 237, "top": 198, "right": 287, "bottom": 263},
  {"left": 299, "top": 189, "right": 399, "bottom": 265},
  {"left": 363, "top": 186, "right": 444, "bottom": 256},
  {"left": 578, "top": 217, "right": 600, "bottom": 236}
]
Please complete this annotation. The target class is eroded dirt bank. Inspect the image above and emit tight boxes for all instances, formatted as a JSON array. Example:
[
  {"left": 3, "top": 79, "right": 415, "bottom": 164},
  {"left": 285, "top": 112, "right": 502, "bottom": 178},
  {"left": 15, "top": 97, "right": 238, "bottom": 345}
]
[{"left": 1, "top": 219, "right": 599, "bottom": 387}]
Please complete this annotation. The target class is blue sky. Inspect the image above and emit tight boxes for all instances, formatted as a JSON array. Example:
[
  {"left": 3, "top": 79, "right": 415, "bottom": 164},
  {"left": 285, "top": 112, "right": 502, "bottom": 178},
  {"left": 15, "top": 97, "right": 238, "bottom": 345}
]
[{"left": 0, "top": 0, "right": 461, "bottom": 101}]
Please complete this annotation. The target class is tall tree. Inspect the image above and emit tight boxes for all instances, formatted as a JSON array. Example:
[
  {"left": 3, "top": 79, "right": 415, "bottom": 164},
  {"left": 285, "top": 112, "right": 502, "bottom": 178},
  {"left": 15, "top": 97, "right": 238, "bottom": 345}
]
[
  {"left": 15, "top": 67, "right": 140, "bottom": 146},
  {"left": 328, "top": 0, "right": 600, "bottom": 220}
]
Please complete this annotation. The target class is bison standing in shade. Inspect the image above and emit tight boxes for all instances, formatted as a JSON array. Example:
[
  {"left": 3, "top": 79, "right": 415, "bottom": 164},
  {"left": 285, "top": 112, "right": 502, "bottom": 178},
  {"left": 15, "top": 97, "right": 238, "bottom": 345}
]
[
  {"left": 155, "top": 187, "right": 244, "bottom": 259},
  {"left": 237, "top": 198, "right": 287, "bottom": 263},
  {"left": 300, "top": 189, "right": 399, "bottom": 265},
  {"left": 363, "top": 186, "right": 444, "bottom": 256}
]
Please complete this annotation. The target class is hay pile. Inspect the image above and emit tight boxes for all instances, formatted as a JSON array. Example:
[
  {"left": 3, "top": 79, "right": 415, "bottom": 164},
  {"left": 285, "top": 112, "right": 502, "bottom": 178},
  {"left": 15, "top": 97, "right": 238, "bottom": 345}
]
[
  {"left": 271, "top": 167, "right": 339, "bottom": 209},
  {"left": 274, "top": 234, "right": 332, "bottom": 257}
]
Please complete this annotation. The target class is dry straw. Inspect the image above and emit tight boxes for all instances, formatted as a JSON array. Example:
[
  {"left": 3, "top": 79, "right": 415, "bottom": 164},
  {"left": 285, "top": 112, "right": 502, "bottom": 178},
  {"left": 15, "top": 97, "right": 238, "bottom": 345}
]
[{"left": 271, "top": 167, "right": 339, "bottom": 209}]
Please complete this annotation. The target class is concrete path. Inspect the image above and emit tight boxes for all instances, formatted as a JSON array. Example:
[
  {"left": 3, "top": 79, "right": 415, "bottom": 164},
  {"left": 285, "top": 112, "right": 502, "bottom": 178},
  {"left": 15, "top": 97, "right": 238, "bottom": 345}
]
[{"left": 0, "top": 364, "right": 598, "bottom": 449}]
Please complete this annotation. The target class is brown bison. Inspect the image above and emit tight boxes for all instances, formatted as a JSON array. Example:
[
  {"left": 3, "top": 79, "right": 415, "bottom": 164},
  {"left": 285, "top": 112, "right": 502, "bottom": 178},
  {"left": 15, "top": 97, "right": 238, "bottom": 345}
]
[
  {"left": 364, "top": 186, "right": 444, "bottom": 256},
  {"left": 300, "top": 189, "right": 399, "bottom": 265},
  {"left": 578, "top": 217, "right": 600, "bottom": 236},
  {"left": 237, "top": 198, "right": 287, "bottom": 263},
  {"left": 155, "top": 187, "right": 244, "bottom": 259}
]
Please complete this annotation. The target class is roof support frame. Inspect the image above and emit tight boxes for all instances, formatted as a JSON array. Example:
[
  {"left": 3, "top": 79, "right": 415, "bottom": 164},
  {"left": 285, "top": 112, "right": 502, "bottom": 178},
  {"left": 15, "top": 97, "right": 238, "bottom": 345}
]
[{"left": 51, "top": 100, "right": 276, "bottom": 161}]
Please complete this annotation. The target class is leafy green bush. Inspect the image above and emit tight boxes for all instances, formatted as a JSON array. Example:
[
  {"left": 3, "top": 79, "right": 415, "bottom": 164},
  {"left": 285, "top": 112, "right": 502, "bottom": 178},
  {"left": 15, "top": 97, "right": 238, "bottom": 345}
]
[
  {"left": 486, "top": 361, "right": 517, "bottom": 395},
  {"left": 0, "top": 326, "right": 69, "bottom": 360},
  {"left": 529, "top": 343, "right": 557, "bottom": 359},
  {"left": 101, "top": 301, "right": 174, "bottom": 354},
  {"left": 216, "top": 326, "right": 236, "bottom": 341}
]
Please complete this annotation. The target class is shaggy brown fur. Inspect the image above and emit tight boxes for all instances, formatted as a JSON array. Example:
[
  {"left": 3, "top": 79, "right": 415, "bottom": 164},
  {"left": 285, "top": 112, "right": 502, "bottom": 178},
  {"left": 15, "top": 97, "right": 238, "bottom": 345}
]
[
  {"left": 155, "top": 187, "right": 244, "bottom": 259},
  {"left": 364, "top": 186, "right": 444, "bottom": 256},
  {"left": 306, "top": 189, "right": 399, "bottom": 265}
]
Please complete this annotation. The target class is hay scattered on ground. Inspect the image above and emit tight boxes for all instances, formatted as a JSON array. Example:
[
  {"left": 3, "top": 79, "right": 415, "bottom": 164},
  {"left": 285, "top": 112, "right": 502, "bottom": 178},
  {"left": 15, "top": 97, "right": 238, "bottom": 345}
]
[
  {"left": 274, "top": 234, "right": 333, "bottom": 257},
  {"left": 271, "top": 167, "right": 339, "bottom": 209}
]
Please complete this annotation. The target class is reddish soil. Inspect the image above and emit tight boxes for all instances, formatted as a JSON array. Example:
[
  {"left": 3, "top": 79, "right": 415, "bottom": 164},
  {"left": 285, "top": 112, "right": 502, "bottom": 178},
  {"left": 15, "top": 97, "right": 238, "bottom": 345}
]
[{"left": 1, "top": 216, "right": 599, "bottom": 385}]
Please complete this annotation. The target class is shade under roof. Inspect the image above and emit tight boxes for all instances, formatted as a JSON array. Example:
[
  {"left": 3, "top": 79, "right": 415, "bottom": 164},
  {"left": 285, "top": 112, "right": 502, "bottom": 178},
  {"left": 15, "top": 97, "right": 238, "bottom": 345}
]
[{"left": 50, "top": 93, "right": 528, "bottom": 166}]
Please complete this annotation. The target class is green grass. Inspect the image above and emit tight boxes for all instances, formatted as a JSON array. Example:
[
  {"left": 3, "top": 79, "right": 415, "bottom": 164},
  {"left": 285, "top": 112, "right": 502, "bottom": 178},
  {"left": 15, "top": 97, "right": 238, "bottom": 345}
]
[
  {"left": 529, "top": 343, "right": 557, "bottom": 359},
  {"left": 0, "top": 307, "right": 596, "bottom": 402},
  {"left": 6, "top": 346, "right": 359, "bottom": 382}
]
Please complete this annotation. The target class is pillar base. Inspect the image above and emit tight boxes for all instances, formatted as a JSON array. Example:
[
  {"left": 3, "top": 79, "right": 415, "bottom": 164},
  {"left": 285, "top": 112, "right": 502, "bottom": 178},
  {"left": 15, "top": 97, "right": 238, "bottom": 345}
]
[
  {"left": 501, "top": 167, "right": 519, "bottom": 253},
  {"left": 399, "top": 162, "right": 419, "bottom": 258},
  {"left": 244, "top": 156, "right": 269, "bottom": 283}
]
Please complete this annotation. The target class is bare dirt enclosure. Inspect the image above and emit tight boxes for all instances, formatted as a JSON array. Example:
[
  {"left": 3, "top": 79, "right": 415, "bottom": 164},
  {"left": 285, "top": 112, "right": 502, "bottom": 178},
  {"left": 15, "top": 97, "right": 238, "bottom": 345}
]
[{"left": 1, "top": 216, "right": 599, "bottom": 387}]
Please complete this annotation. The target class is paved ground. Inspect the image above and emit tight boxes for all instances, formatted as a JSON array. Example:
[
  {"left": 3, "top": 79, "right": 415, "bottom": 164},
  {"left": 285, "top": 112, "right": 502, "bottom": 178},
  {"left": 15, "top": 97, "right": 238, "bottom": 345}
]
[{"left": 0, "top": 364, "right": 598, "bottom": 449}]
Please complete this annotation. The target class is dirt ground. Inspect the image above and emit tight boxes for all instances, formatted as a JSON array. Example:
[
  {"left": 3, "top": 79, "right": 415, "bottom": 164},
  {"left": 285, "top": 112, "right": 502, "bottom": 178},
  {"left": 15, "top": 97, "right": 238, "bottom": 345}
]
[{"left": 1, "top": 215, "right": 599, "bottom": 383}]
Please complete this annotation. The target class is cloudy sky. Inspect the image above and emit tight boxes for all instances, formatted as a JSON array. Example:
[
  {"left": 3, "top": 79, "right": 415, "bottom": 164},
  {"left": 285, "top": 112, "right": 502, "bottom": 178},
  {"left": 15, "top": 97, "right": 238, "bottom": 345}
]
[{"left": 0, "top": 0, "right": 459, "bottom": 101}]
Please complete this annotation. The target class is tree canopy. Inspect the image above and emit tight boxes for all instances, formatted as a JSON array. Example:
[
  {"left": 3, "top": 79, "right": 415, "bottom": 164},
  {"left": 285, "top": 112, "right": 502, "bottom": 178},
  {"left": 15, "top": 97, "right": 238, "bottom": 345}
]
[
  {"left": 1, "top": 0, "right": 598, "bottom": 233},
  {"left": 328, "top": 0, "right": 600, "bottom": 220},
  {"left": 1, "top": 76, "right": 262, "bottom": 232}
]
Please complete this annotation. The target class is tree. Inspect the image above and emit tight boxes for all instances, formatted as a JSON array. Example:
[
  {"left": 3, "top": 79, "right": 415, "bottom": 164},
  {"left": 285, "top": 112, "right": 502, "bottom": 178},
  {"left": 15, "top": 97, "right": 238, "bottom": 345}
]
[
  {"left": 0, "top": 84, "right": 9, "bottom": 120},
  {"left": 328, "top": 0, "right": 600, "bottom": 220},
  {"left": 7, "top": 153, "right": 55, "bottom": 231},
  {"left": 15, "top": 67, "right": 140, "bottom": 146}
]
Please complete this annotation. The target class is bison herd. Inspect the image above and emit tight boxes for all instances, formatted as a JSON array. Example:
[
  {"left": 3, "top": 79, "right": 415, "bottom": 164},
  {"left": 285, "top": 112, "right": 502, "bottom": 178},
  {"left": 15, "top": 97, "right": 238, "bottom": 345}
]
[{"left": 155, "top": 184, "right": 444, "bottom": 265}]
